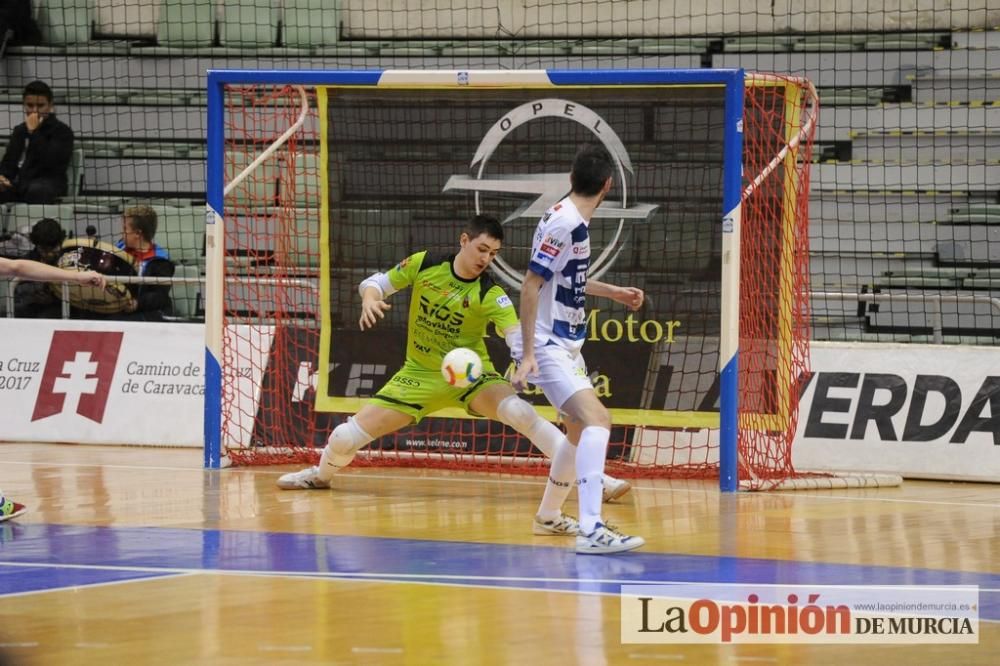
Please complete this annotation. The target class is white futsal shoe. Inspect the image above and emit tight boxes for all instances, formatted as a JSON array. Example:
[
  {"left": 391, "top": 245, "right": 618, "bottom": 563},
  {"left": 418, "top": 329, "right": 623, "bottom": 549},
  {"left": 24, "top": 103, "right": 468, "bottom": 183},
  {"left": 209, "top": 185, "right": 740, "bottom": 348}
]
[
  {"left": 602, "top": 475, "right": 632, "bottom": 503},
  {"left": 533, "top": 513, "right": 581, "bottom": 536},
  {"left": 276, "top": 466, "right": 331, "bottom": 490},
  {"left": 575, "top": 522, "right": 645, "bottom": 555}
]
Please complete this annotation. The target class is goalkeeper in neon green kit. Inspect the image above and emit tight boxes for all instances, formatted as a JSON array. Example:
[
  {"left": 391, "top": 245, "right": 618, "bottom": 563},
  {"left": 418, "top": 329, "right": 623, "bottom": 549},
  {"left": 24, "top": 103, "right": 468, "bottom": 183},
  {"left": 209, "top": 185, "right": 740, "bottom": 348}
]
[{"left": 277, "top": 215, "right": 632, "bottom": 536}]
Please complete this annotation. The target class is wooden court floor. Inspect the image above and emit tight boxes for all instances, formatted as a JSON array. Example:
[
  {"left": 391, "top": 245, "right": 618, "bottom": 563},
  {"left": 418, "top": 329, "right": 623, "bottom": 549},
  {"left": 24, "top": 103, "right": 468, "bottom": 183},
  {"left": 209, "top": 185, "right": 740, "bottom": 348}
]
[{"left": 0, "top": 442, "right": 997, "bottom": 665}]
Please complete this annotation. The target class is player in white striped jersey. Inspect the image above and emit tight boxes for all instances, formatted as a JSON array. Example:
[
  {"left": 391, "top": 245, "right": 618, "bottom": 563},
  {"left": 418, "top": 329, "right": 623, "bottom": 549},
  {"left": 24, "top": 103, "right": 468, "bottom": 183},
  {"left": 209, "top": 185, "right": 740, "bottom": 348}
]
[{"left": 511, "top": 145, "right": 646, "bottom": 554}]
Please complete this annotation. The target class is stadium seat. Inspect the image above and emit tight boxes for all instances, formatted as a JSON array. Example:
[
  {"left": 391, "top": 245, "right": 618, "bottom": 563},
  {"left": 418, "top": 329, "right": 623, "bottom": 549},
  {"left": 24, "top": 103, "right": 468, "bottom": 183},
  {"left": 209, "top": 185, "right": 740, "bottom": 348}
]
[
  {"left": 286, "top": 207, "right": 321, "bottom": 268},
  {"left": 225, "top": 150, "right": 279, "bottom": 208},
  {"left": 219, "top": 0, "right": 279, "bottom": 48},
  {"left": 153, "top": 205, "right": 204, "bottom": 266},
  {"left": 280, "top": 153, "right": 318, "bottom": 207},
  {"left": 67, "top": 147, "right": 84, "bottom": 197},
  {"left": 36, "top": 0, "right": 93, "bottom": 45},
  {"left": 157, "top": 0, "right": 215, "bottom": 47},
  {"left": 3, "top": 203, "right": 75, "bottom": 235},
  {"left": 283, "top": 0, "right": 340, "bottom": 48},
  {"left": 167, "top": 263, "right": 203, "bottom": 319}
]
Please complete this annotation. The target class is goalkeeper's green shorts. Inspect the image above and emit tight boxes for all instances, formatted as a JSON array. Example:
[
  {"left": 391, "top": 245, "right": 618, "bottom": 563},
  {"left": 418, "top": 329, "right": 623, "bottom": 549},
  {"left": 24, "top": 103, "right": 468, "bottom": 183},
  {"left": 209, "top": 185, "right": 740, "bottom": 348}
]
[{"left": 369, "top": 359, "right": 508, "bottom": 423}]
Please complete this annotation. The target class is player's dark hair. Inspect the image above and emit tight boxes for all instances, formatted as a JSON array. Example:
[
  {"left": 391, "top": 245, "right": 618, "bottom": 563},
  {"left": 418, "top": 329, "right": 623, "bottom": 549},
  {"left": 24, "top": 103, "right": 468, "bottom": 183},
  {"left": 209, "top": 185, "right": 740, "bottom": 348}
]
[
  {"left": 29, "top": 218, "right": 65, "bottom": 249},
  {"left": 23, "top": 80, "right": 54, "bottom": 102},
  {"left": 464, "top": 214, "right": 504, "bottom": 243},
  {"left": 570, "top": 144, "right": 614, "bottom": 196}
]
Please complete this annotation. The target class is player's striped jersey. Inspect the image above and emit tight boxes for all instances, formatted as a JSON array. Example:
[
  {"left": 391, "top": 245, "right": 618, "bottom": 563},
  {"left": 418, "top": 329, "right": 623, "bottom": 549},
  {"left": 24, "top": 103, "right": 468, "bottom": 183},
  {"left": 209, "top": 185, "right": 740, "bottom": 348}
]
[
  {"left": 386, "top": 251, "right": 517, "bottom": 371},
  {"left": 526, "top": 197, "right": 590, "bottom": 353}
]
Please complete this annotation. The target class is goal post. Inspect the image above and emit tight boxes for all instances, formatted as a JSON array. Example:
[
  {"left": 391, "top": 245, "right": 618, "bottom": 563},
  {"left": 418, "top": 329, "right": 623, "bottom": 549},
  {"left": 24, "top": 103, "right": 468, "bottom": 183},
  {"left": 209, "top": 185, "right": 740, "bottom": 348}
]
[{"left": 204, "top": 68, "right": 898, "bottom": 491}]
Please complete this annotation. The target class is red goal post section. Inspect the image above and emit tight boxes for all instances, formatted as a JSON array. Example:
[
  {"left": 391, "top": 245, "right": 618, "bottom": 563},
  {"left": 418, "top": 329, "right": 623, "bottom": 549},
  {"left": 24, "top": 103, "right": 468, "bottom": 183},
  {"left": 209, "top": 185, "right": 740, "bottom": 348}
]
[{"left": 205, "top": 69, "right": 871, "bottom": 491}]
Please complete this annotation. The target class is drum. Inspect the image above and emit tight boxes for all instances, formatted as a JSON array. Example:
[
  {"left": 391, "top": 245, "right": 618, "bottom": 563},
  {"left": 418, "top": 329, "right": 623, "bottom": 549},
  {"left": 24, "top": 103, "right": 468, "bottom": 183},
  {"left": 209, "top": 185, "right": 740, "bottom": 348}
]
[{"left": 51, "top": 239, "right": 138, "bottom": 313}]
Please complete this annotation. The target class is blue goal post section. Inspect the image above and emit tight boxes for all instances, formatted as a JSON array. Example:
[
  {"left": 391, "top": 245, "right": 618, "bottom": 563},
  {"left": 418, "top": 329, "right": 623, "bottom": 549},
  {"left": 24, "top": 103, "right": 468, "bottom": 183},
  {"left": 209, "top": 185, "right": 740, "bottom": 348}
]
[{"left": 204, "top": 69, "right": 747, "bottom": 490}]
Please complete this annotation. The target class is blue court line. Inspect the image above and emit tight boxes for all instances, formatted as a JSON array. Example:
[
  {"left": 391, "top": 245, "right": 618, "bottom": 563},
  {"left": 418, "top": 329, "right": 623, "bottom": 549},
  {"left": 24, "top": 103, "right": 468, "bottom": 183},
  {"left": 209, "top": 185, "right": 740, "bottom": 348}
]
[{"left": 1, "top": 523, "right": 998, "bottom": 619}]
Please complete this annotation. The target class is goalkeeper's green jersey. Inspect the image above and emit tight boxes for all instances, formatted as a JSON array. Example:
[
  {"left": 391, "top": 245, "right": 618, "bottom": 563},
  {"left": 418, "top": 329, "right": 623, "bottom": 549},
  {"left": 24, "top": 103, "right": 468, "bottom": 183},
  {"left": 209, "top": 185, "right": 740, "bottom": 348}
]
[{"left": 386, "top": 251, "right": 518, "bottom": 371}]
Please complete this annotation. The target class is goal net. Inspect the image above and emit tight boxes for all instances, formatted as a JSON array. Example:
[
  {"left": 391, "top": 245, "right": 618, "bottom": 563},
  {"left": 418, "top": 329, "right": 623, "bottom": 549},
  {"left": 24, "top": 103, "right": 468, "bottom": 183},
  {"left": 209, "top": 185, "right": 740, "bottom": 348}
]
[{"left": 206, "top": 69, "right": 896, "bottom": 490}]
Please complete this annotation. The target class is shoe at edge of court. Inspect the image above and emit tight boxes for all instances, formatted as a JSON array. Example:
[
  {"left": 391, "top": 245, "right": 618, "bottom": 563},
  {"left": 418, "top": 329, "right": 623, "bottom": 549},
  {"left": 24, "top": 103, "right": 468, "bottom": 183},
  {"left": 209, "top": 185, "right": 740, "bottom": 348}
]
[
  {"left": 533, "top": 513, "right": 581, "bottom": 536},
  {"left": 276, "top": 466, "right": 331, "bottom": 490},
  {"left": 0, "top": 502, "right": 27, "bottom": 523},
  {"left": 575, "top": 522, "right": 645, "bottom": 555},
  {"left": 602, "top": 476, "right": 632, "bottom": 503}
]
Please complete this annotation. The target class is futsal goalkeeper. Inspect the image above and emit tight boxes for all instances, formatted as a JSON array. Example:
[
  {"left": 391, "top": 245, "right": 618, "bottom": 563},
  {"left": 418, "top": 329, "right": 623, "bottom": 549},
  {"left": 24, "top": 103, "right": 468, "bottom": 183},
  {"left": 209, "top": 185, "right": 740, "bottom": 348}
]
[{"left": 277, "top": 214, "right": 632, "bottom": 537}]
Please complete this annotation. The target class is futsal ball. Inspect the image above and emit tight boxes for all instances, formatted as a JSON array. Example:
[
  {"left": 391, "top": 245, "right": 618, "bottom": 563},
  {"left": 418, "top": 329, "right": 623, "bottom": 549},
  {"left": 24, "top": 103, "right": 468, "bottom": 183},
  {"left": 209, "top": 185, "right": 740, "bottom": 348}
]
[{"left": 441, "top": 347, "right": 483, "bottom": 388}]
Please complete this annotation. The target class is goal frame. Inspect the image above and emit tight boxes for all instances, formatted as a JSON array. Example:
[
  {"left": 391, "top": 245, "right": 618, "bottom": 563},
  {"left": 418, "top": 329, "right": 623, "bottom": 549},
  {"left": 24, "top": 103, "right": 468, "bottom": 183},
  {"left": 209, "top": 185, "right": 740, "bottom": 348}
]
[{"left": 204, "top": 68, "right": 746, "bottom": 491}]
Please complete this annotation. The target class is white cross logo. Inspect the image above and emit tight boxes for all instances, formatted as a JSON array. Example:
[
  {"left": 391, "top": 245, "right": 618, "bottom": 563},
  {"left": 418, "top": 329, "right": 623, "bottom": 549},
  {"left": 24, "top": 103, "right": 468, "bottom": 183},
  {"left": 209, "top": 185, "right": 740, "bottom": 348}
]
[{"left": 52, "top": 352, "right": 100, "bottom": 416}]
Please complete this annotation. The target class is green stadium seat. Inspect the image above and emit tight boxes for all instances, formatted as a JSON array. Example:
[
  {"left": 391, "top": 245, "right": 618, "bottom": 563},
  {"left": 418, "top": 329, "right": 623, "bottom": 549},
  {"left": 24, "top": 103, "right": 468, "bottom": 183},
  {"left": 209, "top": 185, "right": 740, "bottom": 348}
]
[
  {"left": 283, "top": 0, "right": 339, "bottom": 48},
  {"left": 167, "top": 263, "right": 203, "bottom": 319},
  {"left": 225, "top": 151, "right": 279, "bottom": 208},
  {"left": 286, "top": 208, "right": 321, "bottom": 267},
  {"left": 157, "top": 0, "right": 215, "bottom": 47},
  {"left": 67, "top": 147, "right": 84, "bottom": 197},
  {"left": 220, "top": 0, "right": 279, "bottom": 47},
  {"left": 3, "top": 203, "right": 75, "bottom": 235},
  {"left": 281, "top": 153, "right": 318, "bottom": 207},
  {"left": 722, "top": 36, "right": 795, "bottom": 52},
  {"left": 153, "top": 205, "right": 204, "bottom": 266},
  {"left": 37, "top": 0, "right": 92, "bottom": 46},
  {"left": 947, "top": 205, "right": 1000, "bottom": 225}
]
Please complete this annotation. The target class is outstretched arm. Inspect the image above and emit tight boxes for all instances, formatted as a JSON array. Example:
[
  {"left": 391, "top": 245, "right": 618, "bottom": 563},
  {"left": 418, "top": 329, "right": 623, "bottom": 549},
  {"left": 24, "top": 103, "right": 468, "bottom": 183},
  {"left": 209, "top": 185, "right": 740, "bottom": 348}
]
[
  {"left": 0, "top": 257, "right": 106, "bottom": 288},
  {"left": 357, "top": 270, "right": 397, "bottom": 330},
  {"left": 586, "top": 278, "right": 644, "bottom": 311}
]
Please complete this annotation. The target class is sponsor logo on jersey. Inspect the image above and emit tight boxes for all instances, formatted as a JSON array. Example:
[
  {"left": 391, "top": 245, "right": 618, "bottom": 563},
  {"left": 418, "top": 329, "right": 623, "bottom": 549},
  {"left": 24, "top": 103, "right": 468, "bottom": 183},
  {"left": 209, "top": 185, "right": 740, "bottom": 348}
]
[
  {"left": 496, "top": 295, "right": 512, "bottom": 308},
  {"left": 540, "top": 242, "right": 561, "bottom": 257}
]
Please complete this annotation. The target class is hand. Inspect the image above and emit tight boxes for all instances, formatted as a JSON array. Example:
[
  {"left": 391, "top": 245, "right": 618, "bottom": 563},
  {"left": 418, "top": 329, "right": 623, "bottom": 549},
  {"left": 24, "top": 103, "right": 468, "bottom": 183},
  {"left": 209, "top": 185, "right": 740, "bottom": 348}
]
[
  {"left": 124, "top": 296, "right": 138, "bottom": 313},
  {"left": 25, "top": 112, "right": 42, "bottom": 133},
  {"left": 77, "top": 271, "right": 107, "bottom": 289},
  {"left": 510, "top": 354, "right": 538, "bottom": 392},
  {"left": 359, "top": 297, "right": 391, "bottom": 330},
  {"left": 615, "top": 286, "right": 644, "bottom": 311},
  {"left": 0, "top": 176, "right": 11, "bottom": 190}
]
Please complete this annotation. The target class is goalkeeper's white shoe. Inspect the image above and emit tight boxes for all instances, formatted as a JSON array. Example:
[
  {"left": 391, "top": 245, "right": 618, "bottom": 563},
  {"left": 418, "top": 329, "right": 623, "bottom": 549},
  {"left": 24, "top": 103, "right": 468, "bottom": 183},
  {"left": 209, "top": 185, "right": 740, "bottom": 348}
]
[
  {"left": 276, "top": 466, "right": 331, "bottom": 490},
  {"left": 602, "top": 475, "right": 632, "bottom": 503}
]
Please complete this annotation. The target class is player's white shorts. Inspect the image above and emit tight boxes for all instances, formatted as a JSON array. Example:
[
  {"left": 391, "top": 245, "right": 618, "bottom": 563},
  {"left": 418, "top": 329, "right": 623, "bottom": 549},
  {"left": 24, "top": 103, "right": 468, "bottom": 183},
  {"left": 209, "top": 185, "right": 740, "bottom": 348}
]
[{"left": 524, "top": 344, "right": 593, "bottom": 410}]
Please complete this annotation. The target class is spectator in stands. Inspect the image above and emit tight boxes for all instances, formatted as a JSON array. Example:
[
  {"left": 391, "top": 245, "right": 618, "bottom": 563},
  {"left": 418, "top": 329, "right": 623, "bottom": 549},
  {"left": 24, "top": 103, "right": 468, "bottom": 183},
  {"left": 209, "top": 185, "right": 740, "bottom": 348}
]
[
  {"left": 13, "top": 217, "right": 66, "bottom": 318},
  {"left": 0, "top": 0, "right": 41, "bottom": 52},
  {"left": 0, "top": 80, "right": 74, "bottom": 204},
  {"left": 115, "top": 205, "right": 175, "bottom": 321}
]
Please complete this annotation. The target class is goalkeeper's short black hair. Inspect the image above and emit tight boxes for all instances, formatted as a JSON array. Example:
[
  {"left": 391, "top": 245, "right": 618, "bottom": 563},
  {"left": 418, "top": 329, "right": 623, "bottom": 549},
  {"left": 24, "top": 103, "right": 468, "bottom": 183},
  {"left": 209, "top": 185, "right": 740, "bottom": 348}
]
[{"left": 464, "top": 214, "right": 503, "bottom": 242}]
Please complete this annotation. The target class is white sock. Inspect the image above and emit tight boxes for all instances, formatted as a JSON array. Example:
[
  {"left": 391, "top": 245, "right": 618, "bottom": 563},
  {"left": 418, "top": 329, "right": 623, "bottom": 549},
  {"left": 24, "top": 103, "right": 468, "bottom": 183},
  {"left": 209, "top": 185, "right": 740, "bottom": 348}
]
[
  {"left": 536, "top": 438, "right": 576, "bottom": 520},
  {"left": 524, "top": 416, "right": 559, "bottom": 459},
  {"left": 576, "top": 426, "right": 610, "bottom": 534}
]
